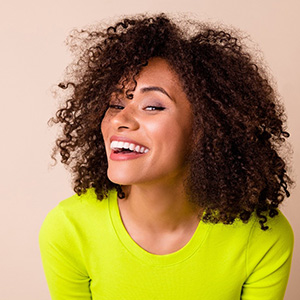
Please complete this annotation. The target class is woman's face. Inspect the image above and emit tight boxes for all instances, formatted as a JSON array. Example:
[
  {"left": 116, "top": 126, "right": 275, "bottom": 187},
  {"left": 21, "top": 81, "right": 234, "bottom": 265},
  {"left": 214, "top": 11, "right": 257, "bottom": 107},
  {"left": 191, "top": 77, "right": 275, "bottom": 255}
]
[{"left": 101, "top": 57, "right": 193, "bottom": 186}]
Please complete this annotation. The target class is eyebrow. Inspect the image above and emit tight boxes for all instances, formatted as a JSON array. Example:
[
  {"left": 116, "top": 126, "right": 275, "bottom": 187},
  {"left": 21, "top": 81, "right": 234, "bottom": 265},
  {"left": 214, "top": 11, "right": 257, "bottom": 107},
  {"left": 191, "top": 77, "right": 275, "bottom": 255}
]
[{"left": 140, "top": 86, "right": 174, "bottom": 101}]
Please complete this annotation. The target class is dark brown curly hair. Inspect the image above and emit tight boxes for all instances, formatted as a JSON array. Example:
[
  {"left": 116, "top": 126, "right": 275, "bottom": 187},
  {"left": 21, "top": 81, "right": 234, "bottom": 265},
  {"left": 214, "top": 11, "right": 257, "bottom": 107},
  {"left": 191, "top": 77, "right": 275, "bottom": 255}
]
[{"left": 50, "top": 13, "right": 293, "bottom": 230}]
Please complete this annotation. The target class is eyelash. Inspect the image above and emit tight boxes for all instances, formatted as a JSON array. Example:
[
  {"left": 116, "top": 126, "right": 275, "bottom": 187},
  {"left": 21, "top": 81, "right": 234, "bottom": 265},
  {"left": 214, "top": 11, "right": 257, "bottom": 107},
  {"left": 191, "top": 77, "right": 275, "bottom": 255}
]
[
  {"left": 145, "top": 106, "right": 165, "bottom": 111},
  {"left": 109, "top": 104, "right": 124, "bottom": 110},
  {"left": 108, "top": 105, "right": 165, "bottom": 111}
]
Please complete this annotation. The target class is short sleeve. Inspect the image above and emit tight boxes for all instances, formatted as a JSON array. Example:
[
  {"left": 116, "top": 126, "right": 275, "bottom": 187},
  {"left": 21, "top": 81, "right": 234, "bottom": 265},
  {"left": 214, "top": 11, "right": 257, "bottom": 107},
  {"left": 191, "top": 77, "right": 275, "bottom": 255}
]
[
  {"left": 39, "top": 206, "right": 92, "bottom": 300},
  {"left": 241, "top": 211, "right": 294, "bottom": 300}
]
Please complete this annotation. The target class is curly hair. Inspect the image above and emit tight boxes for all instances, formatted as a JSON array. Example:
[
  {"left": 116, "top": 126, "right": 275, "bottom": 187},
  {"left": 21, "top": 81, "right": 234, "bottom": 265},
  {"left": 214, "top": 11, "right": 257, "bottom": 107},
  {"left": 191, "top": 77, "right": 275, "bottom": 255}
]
[{"left": 50, "top": 13, "right": 293, "bottom": 230}]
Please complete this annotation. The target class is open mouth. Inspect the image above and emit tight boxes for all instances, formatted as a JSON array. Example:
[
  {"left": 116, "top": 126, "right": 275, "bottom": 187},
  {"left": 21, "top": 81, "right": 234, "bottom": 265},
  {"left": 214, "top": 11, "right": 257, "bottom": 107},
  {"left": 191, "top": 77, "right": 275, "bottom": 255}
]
[
  {"left": 110, "top": 141, "right": 149, "bottom": 155},
  {"left": 113, "top": 148, "right": 136, "bottom": 154}
]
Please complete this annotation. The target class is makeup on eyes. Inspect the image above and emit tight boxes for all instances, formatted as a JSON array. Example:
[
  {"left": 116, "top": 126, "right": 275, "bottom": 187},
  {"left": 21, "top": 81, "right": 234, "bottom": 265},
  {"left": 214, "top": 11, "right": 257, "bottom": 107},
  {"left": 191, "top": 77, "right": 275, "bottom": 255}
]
[
  {"left": 144, "top": 106, "right": 165, "bottom": 111},
  {"left": 107, "top": 83, "right": 173, "bottom": 114},
  {"left": 108, "top": 94, "right": 168, "bottom": 111}
]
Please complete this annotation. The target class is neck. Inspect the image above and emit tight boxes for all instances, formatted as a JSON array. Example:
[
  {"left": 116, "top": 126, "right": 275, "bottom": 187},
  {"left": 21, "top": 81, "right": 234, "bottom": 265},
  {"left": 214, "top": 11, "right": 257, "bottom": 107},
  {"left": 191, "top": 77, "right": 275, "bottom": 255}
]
[{"left": 119, "top": 181, "right": 202, "bottom": 234}]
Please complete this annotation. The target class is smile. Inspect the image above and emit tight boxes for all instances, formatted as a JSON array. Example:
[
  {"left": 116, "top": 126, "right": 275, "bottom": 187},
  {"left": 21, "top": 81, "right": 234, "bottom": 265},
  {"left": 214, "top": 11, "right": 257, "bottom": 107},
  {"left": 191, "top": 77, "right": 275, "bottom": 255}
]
[{"left": 110, "top": 140, "right": 149, "bottom": 154}]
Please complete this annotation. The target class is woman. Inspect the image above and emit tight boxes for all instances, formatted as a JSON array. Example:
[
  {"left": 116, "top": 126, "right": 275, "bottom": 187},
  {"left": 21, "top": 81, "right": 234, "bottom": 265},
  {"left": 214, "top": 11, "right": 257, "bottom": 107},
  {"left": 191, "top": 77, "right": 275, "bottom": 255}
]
[{"left": 40, "top": 14, "right": 294, "bottom": 299}]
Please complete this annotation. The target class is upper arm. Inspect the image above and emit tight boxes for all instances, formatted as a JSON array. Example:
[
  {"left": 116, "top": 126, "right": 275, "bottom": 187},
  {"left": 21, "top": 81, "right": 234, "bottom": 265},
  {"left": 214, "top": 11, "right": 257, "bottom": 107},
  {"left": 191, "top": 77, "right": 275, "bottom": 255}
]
[
  {"left": 241, "top": 212, "right": 294, "bottom": 300},
  {"left": 39, "top": 207, "right": 92, "bottom": 300}
]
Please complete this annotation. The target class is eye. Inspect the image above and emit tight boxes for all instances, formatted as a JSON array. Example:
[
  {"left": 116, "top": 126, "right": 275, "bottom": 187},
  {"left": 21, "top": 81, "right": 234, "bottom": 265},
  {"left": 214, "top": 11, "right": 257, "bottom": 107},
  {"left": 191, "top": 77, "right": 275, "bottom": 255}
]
[
  {"left": 108, "top": 104, "right": 124, "bottom": 110},
  {"left": 145, "top": 106, "right": 166, "bottom": 111}
]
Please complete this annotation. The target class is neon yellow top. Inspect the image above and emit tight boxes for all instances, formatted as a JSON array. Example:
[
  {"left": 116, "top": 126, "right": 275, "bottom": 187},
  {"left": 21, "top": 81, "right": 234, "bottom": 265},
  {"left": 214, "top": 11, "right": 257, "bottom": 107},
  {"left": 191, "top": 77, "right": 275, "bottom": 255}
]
[{"left": 39, "top": 189, "right": 294, "bottom": 300}]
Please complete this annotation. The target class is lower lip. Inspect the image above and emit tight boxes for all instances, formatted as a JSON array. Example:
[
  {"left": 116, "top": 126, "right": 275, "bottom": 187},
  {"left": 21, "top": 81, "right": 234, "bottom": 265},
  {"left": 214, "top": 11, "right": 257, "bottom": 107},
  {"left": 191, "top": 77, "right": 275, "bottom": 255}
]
[{"left": 110, "top": 151, "right": 147, "bottom": 161}]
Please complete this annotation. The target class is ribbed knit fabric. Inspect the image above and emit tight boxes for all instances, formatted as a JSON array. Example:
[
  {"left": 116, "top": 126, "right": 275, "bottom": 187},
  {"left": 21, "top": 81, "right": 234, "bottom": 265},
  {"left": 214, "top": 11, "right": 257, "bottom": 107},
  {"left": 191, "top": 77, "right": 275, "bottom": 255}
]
[{"left": 39, "top": 189, "right": 293, "bottom": 299}]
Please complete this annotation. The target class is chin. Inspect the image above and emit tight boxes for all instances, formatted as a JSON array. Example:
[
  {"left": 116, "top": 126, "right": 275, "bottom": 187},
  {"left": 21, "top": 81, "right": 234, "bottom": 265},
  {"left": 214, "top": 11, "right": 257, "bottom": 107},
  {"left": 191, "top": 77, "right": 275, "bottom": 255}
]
[{"left": 107, "top": 169, "right": 133, "bottom": 186}]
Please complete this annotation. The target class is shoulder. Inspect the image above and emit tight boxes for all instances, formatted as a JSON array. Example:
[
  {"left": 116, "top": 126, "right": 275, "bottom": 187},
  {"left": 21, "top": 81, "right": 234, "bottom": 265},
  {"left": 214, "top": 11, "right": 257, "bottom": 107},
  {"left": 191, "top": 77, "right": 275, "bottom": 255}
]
[
  {"left": 57, "top": 188, "right": 105, "bottom": 213},
  {"left": 207, "top": 210, "right": 293, "bottom": 262},
  {"left": 222, "top": 209, "right": 294, "bottom": 245},
  {"left": 43, "top": 188, "right": 108, "bottom": 220},
  {"left": 248, "top": 210, "right": 294, "bottom": 248},
  {"left": 39, "top": 189, "right": 114, "bottom": 246},
  {"left": 245, "top": 210, "right": 294, "bottom": 276}
]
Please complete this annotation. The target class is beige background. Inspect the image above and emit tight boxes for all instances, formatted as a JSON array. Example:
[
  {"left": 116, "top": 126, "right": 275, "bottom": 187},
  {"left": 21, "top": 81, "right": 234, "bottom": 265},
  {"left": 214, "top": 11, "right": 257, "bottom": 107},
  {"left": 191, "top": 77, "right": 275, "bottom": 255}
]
[{"left": 0, "top": 0, "right": 299, "bottom": 299}]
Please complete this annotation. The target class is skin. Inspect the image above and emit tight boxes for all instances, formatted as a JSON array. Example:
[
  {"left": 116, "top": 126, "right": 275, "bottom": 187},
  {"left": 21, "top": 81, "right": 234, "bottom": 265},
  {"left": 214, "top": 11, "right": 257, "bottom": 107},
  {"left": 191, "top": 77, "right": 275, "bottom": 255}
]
[{"left": 101, "top": 57, "right": 203, "bottom": 254}]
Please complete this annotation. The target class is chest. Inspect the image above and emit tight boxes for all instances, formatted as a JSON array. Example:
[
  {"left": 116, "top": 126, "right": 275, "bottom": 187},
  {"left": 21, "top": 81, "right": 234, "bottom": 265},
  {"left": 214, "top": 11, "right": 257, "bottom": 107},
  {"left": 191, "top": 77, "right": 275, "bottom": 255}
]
[
  {"left": 124, "top": 223, "right": 200, "bottom": 255},
  {"left": 85, "top": 229, "right": 247, "bottom": 300},
  {"left": 88, "top": 245, "right": 245, "bottom": 300}
]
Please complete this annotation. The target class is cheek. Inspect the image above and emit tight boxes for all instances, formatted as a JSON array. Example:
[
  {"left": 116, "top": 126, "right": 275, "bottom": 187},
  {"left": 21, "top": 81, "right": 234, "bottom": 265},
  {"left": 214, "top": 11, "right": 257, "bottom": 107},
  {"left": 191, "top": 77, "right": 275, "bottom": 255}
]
[
  {"left": 101, "top": 115, "right": 109, "bottom": 137},
  {"left": 147, "top": 118, "right": 191, "bottom": 152},
  {"left": 100, "top": 117, "right": 111, "bottom": 155}
]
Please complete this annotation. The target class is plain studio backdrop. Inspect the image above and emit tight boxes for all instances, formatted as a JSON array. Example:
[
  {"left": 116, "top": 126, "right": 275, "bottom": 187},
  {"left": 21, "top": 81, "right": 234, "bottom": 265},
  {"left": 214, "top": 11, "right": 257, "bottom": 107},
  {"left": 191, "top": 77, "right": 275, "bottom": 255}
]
[{"left": 0, "top": 0, "right": 299, "bottom": 299}]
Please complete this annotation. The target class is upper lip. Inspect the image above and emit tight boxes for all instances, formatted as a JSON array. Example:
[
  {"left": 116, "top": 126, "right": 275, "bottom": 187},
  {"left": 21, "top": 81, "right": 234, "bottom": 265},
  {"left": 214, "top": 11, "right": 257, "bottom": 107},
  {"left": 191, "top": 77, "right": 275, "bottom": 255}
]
[{"left": 109, "top": 135, "right": 149, "bottom": 149}]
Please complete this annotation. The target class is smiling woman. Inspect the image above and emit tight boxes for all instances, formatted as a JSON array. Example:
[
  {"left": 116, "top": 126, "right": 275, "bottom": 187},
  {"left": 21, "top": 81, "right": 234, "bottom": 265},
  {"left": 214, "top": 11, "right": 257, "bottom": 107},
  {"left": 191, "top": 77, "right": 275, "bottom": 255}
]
[
  {"left": 101, "top": 58, "right": 193, "bottom": 187},
  {"left": 40, "top": 13, "right": 294, "bottom": 300}
]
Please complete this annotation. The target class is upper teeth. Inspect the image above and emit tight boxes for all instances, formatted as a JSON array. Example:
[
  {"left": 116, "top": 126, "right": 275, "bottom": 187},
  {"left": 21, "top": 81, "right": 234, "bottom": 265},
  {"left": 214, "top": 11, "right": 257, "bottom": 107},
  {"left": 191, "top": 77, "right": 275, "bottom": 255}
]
[{"left": 110, "top": 141, "right": 149, "bottom": 153}]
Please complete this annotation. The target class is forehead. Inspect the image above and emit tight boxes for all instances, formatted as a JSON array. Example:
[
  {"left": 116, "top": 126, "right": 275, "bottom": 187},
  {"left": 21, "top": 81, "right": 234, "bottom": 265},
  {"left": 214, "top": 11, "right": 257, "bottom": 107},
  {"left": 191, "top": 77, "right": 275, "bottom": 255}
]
[
  {"left": 136, "top": 57, "right": 181, "bottom": 87},
  {"left": 113, "top": 57, "right": 186, "bottom": 100},
  {"left": 111, "top": 58, "right": 192, "bottom": 118}
]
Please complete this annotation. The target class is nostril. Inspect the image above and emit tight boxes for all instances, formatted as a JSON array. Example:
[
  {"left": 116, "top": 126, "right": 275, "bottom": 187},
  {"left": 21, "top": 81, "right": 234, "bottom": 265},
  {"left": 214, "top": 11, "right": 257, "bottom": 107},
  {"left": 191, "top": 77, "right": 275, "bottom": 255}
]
[{"left": 118, "top": 125, "right": 130, "bottom": 130}]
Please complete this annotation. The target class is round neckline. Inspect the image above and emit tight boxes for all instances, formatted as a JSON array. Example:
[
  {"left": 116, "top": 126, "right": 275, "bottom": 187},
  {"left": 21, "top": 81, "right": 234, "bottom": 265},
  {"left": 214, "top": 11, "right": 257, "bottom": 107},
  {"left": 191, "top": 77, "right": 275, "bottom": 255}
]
[{"left": 108, "top": 189, "right": 211, "bottom": 266}]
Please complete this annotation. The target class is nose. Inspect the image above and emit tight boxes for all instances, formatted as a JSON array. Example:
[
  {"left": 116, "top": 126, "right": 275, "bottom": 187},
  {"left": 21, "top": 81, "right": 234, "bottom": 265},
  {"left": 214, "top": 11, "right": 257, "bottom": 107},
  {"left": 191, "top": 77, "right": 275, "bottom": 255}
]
[{"left": 111, "top": 105, "right": 140, "bottom": 131}]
